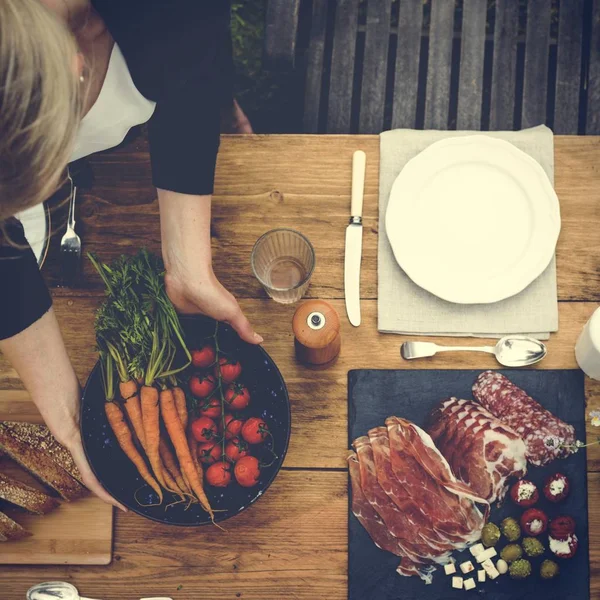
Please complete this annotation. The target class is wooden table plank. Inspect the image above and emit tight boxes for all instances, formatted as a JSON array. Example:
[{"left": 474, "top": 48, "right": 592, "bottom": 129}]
[
  {"left": 457, "top": 0, "right": 487, "bottom": 130},
  {"left": 303, "top": 0, "right": 329, "bottom": 134},
  {"left": 424, "top": 0, "right": 455, "bottom": 129},
  {"left": 522, "top": 0, "right": 552, "bottom": 129},
  {"left": 1, "top": 470, "right": 599, "bottom": 600},
  {"left": 2, "top": 297, "right": 599, "bottom": 470},
  {"left": 359, "top": 0, "right": 392, "bottom": 134},
  {"left": 42, "top": 135, "right": 600, "bottom": 302},
  {"left": 555, "top": 0, "right": 585, "bottom": 134},
  {"left": 327, "top": 0, "right": 360, "bottom": 133},
  {"left": 0, "top": 470, "right": 347, "bottom": 600},
  {"left": 391, "top": 0, "right": 423, "bottom": 129}
]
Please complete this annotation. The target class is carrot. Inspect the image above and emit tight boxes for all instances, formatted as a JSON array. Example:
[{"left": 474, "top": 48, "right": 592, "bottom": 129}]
[
  {"left": 105, "top": 402, "right": 162, "bottom": 503},
  {"left": 140, "top": 385, "right": 167, "bottom": 490},
  {"left": 160, "top": 388, "right": 213, "bottom": 518},
  {"left": 161, "top": 459, "right": 184, "bottom": 499},
  {"left": 187, "top": 426, "right": 207, "bottom": 501},
  {"left": 159, "top": 437, "right": 190, "bottom": 495},
  {"left": 120, "top": 380, "right": 146, "bottom": 451},
  {"left": 173, "top": 387, "right": 188, "bottom": 431}
]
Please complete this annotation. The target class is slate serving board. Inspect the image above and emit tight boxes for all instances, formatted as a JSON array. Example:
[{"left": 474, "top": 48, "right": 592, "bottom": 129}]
[{"left": 348, "top": 369, "right": 589, "bottom": 600}]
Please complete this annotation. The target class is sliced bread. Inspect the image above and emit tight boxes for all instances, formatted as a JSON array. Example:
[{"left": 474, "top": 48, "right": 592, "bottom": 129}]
[
  {"left": 1, "top": 421, "right": 83, "bottom": 484},
  {"left": 0, "top": 510, "right": 31, "bottom": 541},
  {"left": 0, "top": 472, "right": 60, "bottom": 514},
  {"left": 0, "top": 424, "right": 86, "bottom": 501}
]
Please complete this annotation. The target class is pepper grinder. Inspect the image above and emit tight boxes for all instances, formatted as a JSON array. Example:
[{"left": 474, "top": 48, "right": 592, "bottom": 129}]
[{"left": 292, "top": 300, "right": 341, "bottom": 366}]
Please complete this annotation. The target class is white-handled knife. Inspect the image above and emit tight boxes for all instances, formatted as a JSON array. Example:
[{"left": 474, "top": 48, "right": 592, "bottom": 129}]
[{"left": 344, "top": 150, "right": 366, "bottom": 327}]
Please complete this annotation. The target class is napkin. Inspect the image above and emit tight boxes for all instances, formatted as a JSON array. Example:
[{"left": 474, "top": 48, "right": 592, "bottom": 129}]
[{"left": 377, "top": 125, "right": 559, "bottom": 339}]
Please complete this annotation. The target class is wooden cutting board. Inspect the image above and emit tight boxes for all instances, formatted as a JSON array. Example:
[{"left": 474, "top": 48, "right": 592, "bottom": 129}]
[{"left": 0, "top": 391, "right": 113, "bottom": 565}]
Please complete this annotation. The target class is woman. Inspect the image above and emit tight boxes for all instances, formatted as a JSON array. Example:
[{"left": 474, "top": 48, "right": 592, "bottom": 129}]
[{"left": 0, "top": 0, "right": 262, "bottom": 510}]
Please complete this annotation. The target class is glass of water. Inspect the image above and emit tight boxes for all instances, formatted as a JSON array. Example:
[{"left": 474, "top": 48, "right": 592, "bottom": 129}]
[{"left": 251, "top": 228, "right": 315, "bottom": 304}]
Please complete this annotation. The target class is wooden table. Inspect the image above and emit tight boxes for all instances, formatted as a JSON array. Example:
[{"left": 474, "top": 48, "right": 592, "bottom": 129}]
[{"left": 1, "top": 134, "right": 599, "bottom": 599}]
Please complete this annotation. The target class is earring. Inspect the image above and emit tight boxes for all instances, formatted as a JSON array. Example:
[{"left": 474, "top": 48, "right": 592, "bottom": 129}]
[{"left": 79, "top": 75, "right": 85, "bottom": 83}]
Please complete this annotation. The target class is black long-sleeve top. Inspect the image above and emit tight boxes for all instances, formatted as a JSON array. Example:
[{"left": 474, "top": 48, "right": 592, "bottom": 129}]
[{"left": 0, "top": 1, "right": 233, "bottom": 340}]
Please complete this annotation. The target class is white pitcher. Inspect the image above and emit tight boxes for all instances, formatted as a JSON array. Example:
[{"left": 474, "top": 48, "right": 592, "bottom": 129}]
[{"left": 575, "top": 306, "right": 600, "bottom": 380}]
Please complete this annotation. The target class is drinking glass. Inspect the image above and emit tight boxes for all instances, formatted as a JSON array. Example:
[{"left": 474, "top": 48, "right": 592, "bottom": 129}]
[{"left": 251, "top": 229, "right": 315, "bottom": 304}]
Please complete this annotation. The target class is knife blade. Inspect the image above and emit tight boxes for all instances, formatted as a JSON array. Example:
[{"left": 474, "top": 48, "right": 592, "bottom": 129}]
[{"left": 344, "top": 150, "right": 366, "bottom": 327}]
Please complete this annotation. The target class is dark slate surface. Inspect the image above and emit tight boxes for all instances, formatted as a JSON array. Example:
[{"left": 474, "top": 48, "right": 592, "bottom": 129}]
[{"left": 348, "top": 369, "right": 589, "bottom": 600}]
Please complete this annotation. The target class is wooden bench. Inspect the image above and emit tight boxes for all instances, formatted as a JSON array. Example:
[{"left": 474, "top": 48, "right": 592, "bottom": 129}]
[{"left": 264, "top": 0, "right": 600, "bottom": 134}]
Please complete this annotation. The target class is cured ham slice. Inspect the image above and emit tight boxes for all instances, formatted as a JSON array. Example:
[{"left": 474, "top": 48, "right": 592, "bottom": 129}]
[
  {"left": 349, "top": 419, "right": 488, "bottom": 583},
  {"left": 472, "top": 371, "right": 576, "bottom": 467},
  {"left": 427, "top": 398, "right": 527, "bottom": 503}
]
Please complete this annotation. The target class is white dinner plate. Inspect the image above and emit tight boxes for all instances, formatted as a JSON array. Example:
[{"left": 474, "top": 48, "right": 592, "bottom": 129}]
[
  {"left": 385, "top": 135, "right": 561, "bottom": 304},
  {"left": 16, "top": 203, "right": 51, "bottom": 268}
]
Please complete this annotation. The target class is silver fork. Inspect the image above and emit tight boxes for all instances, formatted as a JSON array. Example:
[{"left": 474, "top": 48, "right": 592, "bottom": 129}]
[{"left": 60, "top": 174, "right": 81, "bottom": 283}]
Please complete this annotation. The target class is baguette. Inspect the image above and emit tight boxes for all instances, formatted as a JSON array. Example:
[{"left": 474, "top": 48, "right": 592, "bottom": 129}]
[
  {"left": 1, "top": 421, "right": 83, "bottom": 484},
  {"left": 0, "top": 510, "right": 31, "bottom": 541},
  {"left": 0, "top": 472, "right": 59, "bottom": 515},
  {"left": 0, "top": 424, "right": 86, "bottom": 501}
]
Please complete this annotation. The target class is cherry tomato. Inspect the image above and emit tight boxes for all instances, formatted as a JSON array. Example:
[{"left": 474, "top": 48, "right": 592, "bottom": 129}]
[
  {"left": 220, "top": 414, "right": 244, "bottom": 440},
  {"left": 224, "top": 383, "right": 251, "bottom": 410},
  {"left": 191, "top": 416, "right": 217, "bottom": 443},
  {"left": 234, "top": 456, "right": 261, "bottom": 487},
  {"left": 189, "top": 373, "right": 216, "bottom": 398},
  {"left": 191, "top": 345, "right": 216, "bottom": 369},
  {"left": 241, "top": 417, "right": 269, "bottom": 445},
  {"left": 206, "top": 461, "right": 232, "bottom": 487},
  {"left": 198, "top": 397, "right": 222, "bottom": 419},
  {"left": 197, "top": 442, "right": 223, "bottom": 465},
  {"left": 225, "top": 437, "right": 249, "bottom": 462},
  {"left": 215, "top": 357, "right": 242, "bottom": 384}
]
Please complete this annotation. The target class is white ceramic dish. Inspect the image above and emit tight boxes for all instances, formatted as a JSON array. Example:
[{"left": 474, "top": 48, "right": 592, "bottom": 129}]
[
  {"left": 16, "top": 203, "right": 51, "bottom": 268},
  {"left": 385, "top": 135, "right": 561, "bottom": 304}
]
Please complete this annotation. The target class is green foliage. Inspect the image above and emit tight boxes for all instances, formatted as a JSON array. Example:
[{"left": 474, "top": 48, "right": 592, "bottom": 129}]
[{"left": 231, "top": 1, "right": 278, "bottom": 113}]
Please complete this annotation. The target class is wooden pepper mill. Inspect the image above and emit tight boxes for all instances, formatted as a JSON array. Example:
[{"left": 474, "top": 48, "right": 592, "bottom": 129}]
[{"left": 292, "top": 300, "right": 341, "bottom": 366}]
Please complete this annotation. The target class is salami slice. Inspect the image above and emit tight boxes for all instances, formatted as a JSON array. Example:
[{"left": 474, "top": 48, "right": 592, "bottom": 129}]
[{"left": 472, "top": 371, "right": 577, "bottom": 467}]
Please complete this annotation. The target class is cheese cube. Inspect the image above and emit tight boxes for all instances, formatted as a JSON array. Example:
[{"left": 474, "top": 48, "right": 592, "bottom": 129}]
[
  {"left": 481, "top": 558, "right": 500, "bottom": 580},
  {"left": 460, "top": 561, "right": 475, "bottom": 574},
  {"left": 476, "top": 547, "right": 498, "bottom": 564},
  {"left": 469, "top": 543, "right": 485, "bottom": 557},
  {"left": 444, "top": 563, "right": 457, "bottom": 575},
  {"left": 477, "top": 570, "right": 486, "bottom": 583},
  {"left": 496, "top": 559, "right": 508, "bottom": 575},
  {"left": 464, "top": 578, "right": 476, "bottom": 591},
  {"left": 452, "top": 576, "right": 464, "bottom": 589}
]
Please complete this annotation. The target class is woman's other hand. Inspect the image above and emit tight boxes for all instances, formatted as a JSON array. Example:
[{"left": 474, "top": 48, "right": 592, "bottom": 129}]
[
  {"left": 58, "top": 423, "right": 127, "bottom": 512},
  {"left": 158, "top": 188, "right": 263, "bottom": 345},
  {"left": 0, "top": 309, "right": 126, "bottom": 511}
]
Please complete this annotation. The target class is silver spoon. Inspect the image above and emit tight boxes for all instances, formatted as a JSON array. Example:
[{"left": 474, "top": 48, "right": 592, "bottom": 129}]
[
  {"left": 27, "top": 582, "right": 99, "bottom": 600},
  {"left": 400, "top": 335, "right": 547, "bottom": 367},
  {"left": 27, "top": 581, "right": 173, "bottom": 600}
]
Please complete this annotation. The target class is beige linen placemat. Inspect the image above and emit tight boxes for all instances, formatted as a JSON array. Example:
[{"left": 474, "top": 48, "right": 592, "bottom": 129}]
[{"left": 378, "top": 125, "right": 559, "bottom": 339}]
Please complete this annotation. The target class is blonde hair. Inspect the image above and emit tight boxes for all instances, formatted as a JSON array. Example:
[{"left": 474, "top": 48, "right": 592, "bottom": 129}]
[{"left": 0, "top": 0, "right": 83, "bottom": 223}]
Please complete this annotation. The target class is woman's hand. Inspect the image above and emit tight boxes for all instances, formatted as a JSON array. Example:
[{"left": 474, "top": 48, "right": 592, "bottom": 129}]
[
  {"left": 53, "top": 417, "right": 127, "bottom": 512},
  {"left": 158, "top": 188, "right": 263, "bottom": 345},
  {"left": 0, "top": 309, "right": 126, "bottom": 511},
  {"left": 165, "top": 267, "right": 262, "bottom": 345}
]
